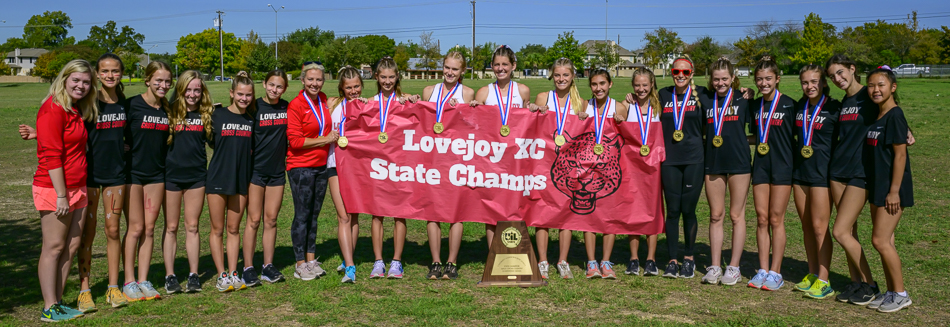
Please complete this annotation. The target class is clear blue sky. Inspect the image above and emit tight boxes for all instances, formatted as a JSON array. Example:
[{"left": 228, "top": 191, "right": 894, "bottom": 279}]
[{"left": 2, "top": 0, "right": 949, "bottom": 55}]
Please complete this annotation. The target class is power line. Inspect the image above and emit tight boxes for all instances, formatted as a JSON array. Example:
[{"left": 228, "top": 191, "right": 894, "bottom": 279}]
[{"left": 479, "top": 0, "right": 860, "bottom": 8}]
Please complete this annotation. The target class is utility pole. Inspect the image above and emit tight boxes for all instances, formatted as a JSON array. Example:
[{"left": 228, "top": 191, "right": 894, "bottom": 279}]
[
  {"left": 617, "top": 34, "right": 620, "bottom": 76},
  {"left": 605, "top": 0, "right": 608, "bottom": 44},
  {"left": 471, "top": 0, "right": 475, "bottom": 78},
  {"left": 216, "top": 10, "right": 224, "bottom": 82},
  {"left": 268, "top": 4, "right": 284, "bottom": 70}
]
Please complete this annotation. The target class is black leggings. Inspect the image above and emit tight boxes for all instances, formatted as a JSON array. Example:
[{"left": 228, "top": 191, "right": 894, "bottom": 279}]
[
  {"left": 288, "top": 166, "right": 330, "bottom": 261},
  {"left": 662, "top": 163, "right": 703, "bottom": 261}
]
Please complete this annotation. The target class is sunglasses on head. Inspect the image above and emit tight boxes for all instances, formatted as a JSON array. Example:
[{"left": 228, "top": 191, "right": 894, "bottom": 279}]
[
  {"left": 671, "top": 69, "right": 692, "bottom": 76},
  {"left": 303, "top": 61, "right": 323, "bottom": 67}
]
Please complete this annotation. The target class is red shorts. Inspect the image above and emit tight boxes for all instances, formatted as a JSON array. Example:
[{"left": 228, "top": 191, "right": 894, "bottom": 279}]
[{"left": 32, "top": 185, "right": 87, "bottom": 212}]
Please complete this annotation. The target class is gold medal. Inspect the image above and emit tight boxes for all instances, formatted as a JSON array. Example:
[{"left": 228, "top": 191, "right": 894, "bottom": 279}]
[
  {"left": 640, "top": 145, "right": 650, "bottom": 156},
  {"left": 378, "top": 132, "right": 389, "bottom": 144},
  {"left": 801, "top": 145, "right": 813, "bottom": 158},
  {"left": 712, "top": 135, "right": 723, "bottom": 147},
  {"left": 337, "top": 136, "right": 348, "bottom": 148},
  {"left": 500, "top": 125, "right": 510, "bottom": 137},
  {"left": 433, "top": 122, "right": 444, "bottom": 134},
  {"left": 673, "top": 130, "right": 684, "bottom": 142},
  {"left": 554, "top": 134, "right": 566, "bottom": 146},
  {"left": 593, "top": 143, "right": 604, "bottom": 155},
  {"left": 757, "top": 143, "right": 769, "bottom": 155}
]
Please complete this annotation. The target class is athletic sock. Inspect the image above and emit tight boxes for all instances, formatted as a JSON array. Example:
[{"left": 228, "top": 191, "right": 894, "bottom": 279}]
[{"left": 897, "top": 291, "right": 908, "bottom": 297}]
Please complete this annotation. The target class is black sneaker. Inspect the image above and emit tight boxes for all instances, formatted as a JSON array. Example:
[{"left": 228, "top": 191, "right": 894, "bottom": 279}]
[
  {"left": 644, "top": 260, "right": 659, "bottom": 276},
  {"left": 441, "top": 262, "right": 458, "bottom": 280},
  {"left": 849, "top": 282, "right": 880, "bottom": 306},
  {"left": 625, "top": 259, "right": 640, "bottom": 276},
  {"left": 243, "top": 267, "right": 262, "bottom": 287},
  {"left": 185, "top": 273, "right": 202, "bottom": 293},
  {"left": 663, "top": 261, "right": 679, "bottom": 278},
  {"left": 164, "top": 274, "right": 183, "bottom": 294},
  {"left": 427, "top": 262, "right": 444, "bottom": 280},
  {"left": 261, "top": 264, "right": 285, "bottom": 283},
  {"left": 836, "top": 281, "right": 861, "bottom": 302},
  {"left": 679, "top": 259, "right": 695, "bottom": 279}
]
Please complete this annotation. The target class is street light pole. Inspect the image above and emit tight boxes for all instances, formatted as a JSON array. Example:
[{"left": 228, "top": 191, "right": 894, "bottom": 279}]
[
  {"left": 146, "top": 44, "right": 157, "bottom": 65},
  {"left": 268, "top": 4, "right": 284, "bottom": 70}
]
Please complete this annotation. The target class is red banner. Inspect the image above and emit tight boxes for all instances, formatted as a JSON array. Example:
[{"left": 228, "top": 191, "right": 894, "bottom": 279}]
[{"left": 335, "top": 100, "right": 665, "bottom": 235}]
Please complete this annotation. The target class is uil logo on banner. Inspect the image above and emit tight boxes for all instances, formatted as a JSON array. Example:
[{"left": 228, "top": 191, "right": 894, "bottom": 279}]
[{"left": 551, "top": 132, "right": 623, "bottom": 215}]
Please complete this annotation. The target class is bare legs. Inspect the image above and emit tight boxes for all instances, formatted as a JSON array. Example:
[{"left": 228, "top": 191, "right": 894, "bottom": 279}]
[
  {"left": 208, "top": 194, "right": 247, "bottom": 274},
  {"left": 39, "top": 209, "right": 85, "bottom": 309},
  {"left": 793, "top": 185, "right": 833, "bottom": 281},
  {"left": 831, "top": 181, "right": 875, "bottom": 284},
  {"left": 753, "top": 183, "right": 791, "bottom": 273},
  {"left": 123, "top": 183, "right": 164, "bottom": 284},
  {"left": 706, "top": 174, "right": 750, "bottom": 268},
  {"left": 536, "top": 228, "right": 572, "bottom": 264},
  {"left": 244, "top": 184, "right": 283, "bottom": 269}
]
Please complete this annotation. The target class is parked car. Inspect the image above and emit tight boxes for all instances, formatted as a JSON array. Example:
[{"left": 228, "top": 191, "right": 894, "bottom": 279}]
[
  {"left": 214, "top": 76, "right": 232, "bottom": 82},
  {"left": 894, "top": 64, "right": 930, "bottom": 76}
]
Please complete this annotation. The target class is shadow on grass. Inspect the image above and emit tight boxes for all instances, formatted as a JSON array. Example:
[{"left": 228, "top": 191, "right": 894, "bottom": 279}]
[{"left": 0, "top": 217, "right": 44, "bottom": 314}]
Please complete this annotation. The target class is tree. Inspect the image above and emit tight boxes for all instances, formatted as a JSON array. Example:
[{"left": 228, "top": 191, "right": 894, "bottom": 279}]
[
  {"left": 642, "top": 27, "right": 684, "bottom": 72},
  {"left": 249, "top": 42, "right": 279, "bottom": 74},
  {"left": 0, "top": 38, "right": 29, "bottom": 53},
  {"left": 473, "top": 41, "right": 498, "bottom": 77},
  {"left": 32, "top": 51, "right": 80, "bottom": 81},
  {"left": 23, "top": 11, "right": 75, "bottom": 48},
  {"left": 231, "top": 31, "right": 260, "bottom": 73},
  {"left": 588, "top": 41, "right": 620, "bottom": 71},
  {"left": 0, "top": 60, "right": 11, "bottom": 75},
  {"left": 174, "top": 28, "right": 240, "bottom": 77},
  {"left": 322, "top": 36, "right": 369, "bottom": 73},
  {"left": 354, "top": 35, "right": 395, "bottom": 67},
  {"left": 687, "top": 36, "right": 728, "bottom": 75},
  {"left": 544, "top": 31, "right": 586, "bottom": 73},
  {"left": 419, "top": 31, "right": 440, "bottom": 70},
  {"left": 284, "top": 27, "right": 335, "bottom": 49},
  {"left": 120, "top": 52, "right": 141, "bottom": 80},
  {"left": 790, "top": 13, "right": 834, "bottom": 68},
  {"left": 517, "top": 43, "right": 547, "bottom": 60},
  {"left": 394, "top": 45, "right": 411, "bottom": 72},
  {"left": 83, "top": 21, "right": 145, "bottom": 54},
  {"left": 834, "top": 27, "right": 874, "bottom": 71},
  {"left": 940, "top": 26, "right": 950, "bottom": 64}
]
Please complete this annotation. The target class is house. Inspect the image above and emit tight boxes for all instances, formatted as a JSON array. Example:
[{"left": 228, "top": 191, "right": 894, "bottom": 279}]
[
  {"left": 582, "top": 40, "right": 686, "bottom": 77},
  {"left": 5, "top": 48, "right": 49, "bottom": 76},
  {"left": 403, "top": 57, "right": 444, "bottom": 80}
]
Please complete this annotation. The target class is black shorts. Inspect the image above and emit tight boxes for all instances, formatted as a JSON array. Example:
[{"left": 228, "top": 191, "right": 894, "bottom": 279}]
[
  {"left": 751, "top": 168, "right": 793, "bottom": 186},
  {"left": 127, "top": 174, "right": 164, "bottom": 186},
  {"left": 830, "top": 176, "right": 866, "bottom": 189},
  {"left": 793, "top": 179, "right": 829, "bottom": 188},
  {"left": 251, "top": 172, "right": 286, "bottom": 187},
  {"left": 87, "top": 178, "right": 126, "bottom": 189},
  {"left": 327, "top": 167, "right": 338, "bottom": 178},
  {"left": 165, "top": 180, "right": 206, "bottom": 192}
]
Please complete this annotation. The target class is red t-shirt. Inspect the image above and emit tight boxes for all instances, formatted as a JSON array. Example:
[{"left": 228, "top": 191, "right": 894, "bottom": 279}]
[
  {"left": 34, "top": 97, "right": 88, "bottom": 188},
  {"left": 286, "top": 90, "right": 332, "bottom": 170}
]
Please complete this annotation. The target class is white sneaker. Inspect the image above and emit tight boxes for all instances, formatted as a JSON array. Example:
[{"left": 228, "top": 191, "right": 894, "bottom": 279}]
[
  {"left": 556, "top": 260, "right": 574, "bottom": 279},
  {"left": 721, "top": 266, "right": 741, "bottom": 286},
  {"left": 538, "top": 261, "right": 550, "bottom": 279},
  {"left": 702, "top": 266, "right": 722, "bottom": 285}
]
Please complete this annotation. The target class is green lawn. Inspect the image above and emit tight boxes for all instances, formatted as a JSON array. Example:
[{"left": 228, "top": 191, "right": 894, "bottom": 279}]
[{"left": 1, "top": 76, "right": 948, "bottom": 326}]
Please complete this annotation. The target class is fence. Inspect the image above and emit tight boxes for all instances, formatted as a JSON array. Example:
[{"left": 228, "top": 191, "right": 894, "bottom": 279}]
[{"left": 895, "top": 65, "right": 950, "bottom": 78}]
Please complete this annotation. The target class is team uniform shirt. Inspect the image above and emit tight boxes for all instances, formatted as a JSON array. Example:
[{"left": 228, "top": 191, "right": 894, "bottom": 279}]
[
  {"left": 751, "top": 94, "right": 797, "bottom": 184},
  {"left": 793, "top": 97, "right": 841, "bottom": 185},
  {"left": 165, "top": 111, "right": 207, "bottom": 184},
  {"left": 659, "top": 86, "right": 705, "bottom": 166},
  {"left": 327, "top": 99, "right": 353, "bottom": 169},
  {"left": 830, "top": 86, "right": 878, "bottom": 181},
  {"left": 426, "top": 82, "right": 466, "bottom": 103},
  {"left": 34, "top": 97, "right": 88, "bottom": 188},
  {"left": 485, "top": 81, "right": 525, "bottom": 108},
  {"left": 254, "top": 97, "right": 289, "bottom": 176},
  {"left": 584, "top": 98, "right": 617, "bottom": 118},
  {"left": 699, "top": 88, "right": 752, "bottom": 175},
  {"left": 286, "top": 91, "right": 332, "bottom": 169},
  {"left": 85, "top": 99, "right": 127, "bottom": 187},
  {"left": 206, "top": 106, "right": 254, "bottom": 195},
  {"left": 125, "top": 95, "right": 169, "bottom": 184},
  {"left": 864, "top": 107, "right": 914, "bottom": 208},
  {"left": 544, "top": 91, "right": 579, "bottom": 116}
]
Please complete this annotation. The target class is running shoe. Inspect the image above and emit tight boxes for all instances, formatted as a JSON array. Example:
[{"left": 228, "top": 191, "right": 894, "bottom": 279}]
[
  {"left": 702, "top": 266, "right": 722, "bottom": 285},
  {"left": 836, "top": 282, "right": 862, "bottom": 303},
  {"left": 55, "top": 301, "right": 84, "bottom": 318},
  {"left": 76, "top": 290, "right": 97, "bottom": 313},
  {"left": 165, "top": 274, "right": 183, "bottom": 294},
  {"left": 185, "top": 273, "right": 202, "bottom": 293},
  {"left": 370, "top": 260, "right": 386, "bottom": 279},
  {"left": 294, "top": 262, "right": 318, "bottom": 281},
  {"left": 341, "top": 266, "right": 357, "bottom": 284},
  {"left": 261, "top": 264, "right": 285, "bottom": 283},
  {"left": 600, "top": 261, "right": 617, "bottom": 279},
  {"left": 337, "top": 263, "right": 345, "bottom": 273},
  {"left": 748, "top": 269, "right": 768, "bottom": 289},
  {"left": 721, "top": 266, "right": 741, "bottom": 286},
  {"left": 585, "top": 261, "right": 601, "bottom": 279},
  {"left": 122, "top": 282, "right": 146, "bottom": 302},
  {"left": 625, "top": 259, "right": 640, "bottom": 276},
  {"left": 878, "top": 292, "right": 912, "bottom": 313},
  {"left": 804, "top": 279, "right": 835, "bottom": 299},
  {"left": 662, "top": 261, "right": 679, "bottom": 278},
  {"left": 538, "top": 261, "right": 550, "bottom": 279},
  {"left": 41, "top": 304, "right": 77, "bottom": 323},
  {"left": 427, "top": 262, "right": 444, "bottom": 280},
  {"left": 849, "top": 283, "right": 880, "bottom": 306},
  {"left": 105, "top": 286, "right": 128, "bottom": 308},
  {"left": 387, "top": 260, "right": 404, "bottom": 279},
  {"left": 309, "top": 259, "right": 327, "bottom": 277},
  {"left": 138, "top": 281, "right": 161, "bottom": 300},
  {"left": 794, "top": 274, "right": 817, "bottom": 292},
  {"left": 556, "top": 260, "right": 574, "bottom": 279},
  {"left": 762, "top": 272, "right": 784, "bottom": 291},
  {"left": 644, "top": 260, "right": 659, "bottom": 276},
  {"left": 867, "top": 291, "right": 890, "bottom": 310},
  {"left": 442, "top": 262, "right": 459, "bottom": 280},
  {"left": 231, "top": 271, "right": 247, "bottom": 290},
  {"left": 216, "top": 272, "right": 233, "bottom": 292},
  {"left": 243, "top": 267, "right": 262, "bottom": 287},
  {"left": 679, "top": 259, "right": 695, "bottom": 279}
]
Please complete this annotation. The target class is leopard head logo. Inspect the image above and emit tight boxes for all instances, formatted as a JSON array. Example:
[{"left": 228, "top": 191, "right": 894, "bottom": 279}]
[{"left": 550, "top": 132, "right": 623, "bottom": 215}]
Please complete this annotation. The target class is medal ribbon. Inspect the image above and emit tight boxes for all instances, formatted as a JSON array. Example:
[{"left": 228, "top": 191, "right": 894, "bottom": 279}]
[
  {"left": 593, "top": 98, "right": 612, "bottom": 145},
  {"left": 672, "top": 85, "right": 692, "bottom": 131},
  {"left": 378, "top": 93, "right": 394, "bottom": 134},
  {"left": 758, "top": 91, "right": 781, "bottom": 144},
  {"left": 553, "top": 92, "right": 571, "bottom": 137},
  {"left": 713, "top": 88, "right": 735, "bottom": 137},
  {"left": 802, "top": 95, "right": 826, "bottom": 147},
  {"left": 338, "top": 98, "right": 347, "bottom": 137},
  {"left": 302, "top": 91, "right": 326, "bottom": 137},
  {"left": 435, "top": 82, "right": 459, "bottom": 124},
  {"left": 494, "top": 81, "right": 513, "bottom": 126},
  {"left": 633, "top": 100, "right": 652, "bottom": 146}
]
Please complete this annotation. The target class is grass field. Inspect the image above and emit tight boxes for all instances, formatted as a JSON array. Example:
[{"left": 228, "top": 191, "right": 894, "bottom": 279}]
[{"left": 1, "top": 75, "right": 948, "bottom": 326}]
